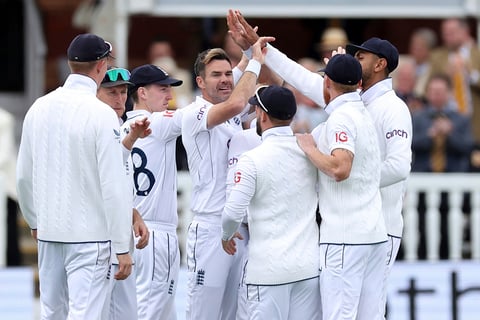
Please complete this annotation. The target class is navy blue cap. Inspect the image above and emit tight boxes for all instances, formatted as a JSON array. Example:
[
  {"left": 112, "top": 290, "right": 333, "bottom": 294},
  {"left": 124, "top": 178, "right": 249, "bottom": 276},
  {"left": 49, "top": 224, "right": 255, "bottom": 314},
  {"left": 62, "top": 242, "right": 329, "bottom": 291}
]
[
  {"left": 320, "top": 54, "right": 362, "bottom": 85},
  {"left": 248, "top": 85, "right": 296, "bottom": 120},
  {"left": 130, "top": 64, "right": 183, "bottom": 92},
  {"left": 346, "top": 37, "right": 399, "bottom": 72},
  {"left": 67, "top": 33, "right": 113, "bottom": 62}
]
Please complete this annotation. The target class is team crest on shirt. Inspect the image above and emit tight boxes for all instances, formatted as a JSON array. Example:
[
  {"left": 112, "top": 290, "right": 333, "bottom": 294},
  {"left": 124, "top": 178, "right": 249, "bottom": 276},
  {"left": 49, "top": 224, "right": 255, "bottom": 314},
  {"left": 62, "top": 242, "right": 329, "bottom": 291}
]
[
  {"left": 335, "top": 131, "right": 348, "bottom": 143},
  {"left": 113, "top": 128, "right": 121, "bottom": 142}
]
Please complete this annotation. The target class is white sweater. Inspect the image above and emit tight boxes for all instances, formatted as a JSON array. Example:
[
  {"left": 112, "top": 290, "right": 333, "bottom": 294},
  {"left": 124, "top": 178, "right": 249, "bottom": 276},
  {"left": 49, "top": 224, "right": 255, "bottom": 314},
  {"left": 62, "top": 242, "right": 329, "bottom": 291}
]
[
  {"left": 16, "top": 74, "right": 131, "bottom": 254},
  {"left": 223, "top": 127, "right": 319, "bottom": 285},
  {"left": 313, "top": 93, "right": 387, "bottom": 244}
]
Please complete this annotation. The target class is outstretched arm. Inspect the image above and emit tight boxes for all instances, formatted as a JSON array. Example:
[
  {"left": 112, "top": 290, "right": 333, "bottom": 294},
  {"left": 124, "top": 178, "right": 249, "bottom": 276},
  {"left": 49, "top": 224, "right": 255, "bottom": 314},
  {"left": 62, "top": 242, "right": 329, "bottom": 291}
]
[{"left": 122, "top": 117, "right": 151, "bottom": 150}]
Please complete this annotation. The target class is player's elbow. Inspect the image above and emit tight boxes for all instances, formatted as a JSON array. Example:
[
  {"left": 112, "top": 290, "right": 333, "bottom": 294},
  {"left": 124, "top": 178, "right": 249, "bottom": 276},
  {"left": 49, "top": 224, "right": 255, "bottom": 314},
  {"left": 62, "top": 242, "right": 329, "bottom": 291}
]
[{"left": 331, "top": 166, "right": 351, "bottom": 182}]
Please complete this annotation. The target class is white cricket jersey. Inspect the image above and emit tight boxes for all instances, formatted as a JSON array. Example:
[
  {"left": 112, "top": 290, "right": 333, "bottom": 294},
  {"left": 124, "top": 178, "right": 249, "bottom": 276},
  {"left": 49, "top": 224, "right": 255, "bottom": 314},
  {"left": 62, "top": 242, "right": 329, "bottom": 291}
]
[
  {"left": 181, "top": 96, "right": 243, "bottom": 218},
  {"left": 361, "top": 78, "right": 412, "bottom": 237},
  {"left": 16, "top": 74, "right": 131, "bottom": 253},
  {"left": 313, "top": 92, "right": 387, "bottom": 244},
  {"left": 122, "top": 108, "right": 183, "bottom": 226},
  {"left": 223, "top": 127, "right": 319, "bottom": 285}
]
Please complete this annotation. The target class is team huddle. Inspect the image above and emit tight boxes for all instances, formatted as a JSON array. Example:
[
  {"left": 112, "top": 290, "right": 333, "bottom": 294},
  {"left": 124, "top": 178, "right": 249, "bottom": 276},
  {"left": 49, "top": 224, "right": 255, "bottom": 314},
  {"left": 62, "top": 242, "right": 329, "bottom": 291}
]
[{"left": 16, "top": 9, "right": 411, "bottom": 320}]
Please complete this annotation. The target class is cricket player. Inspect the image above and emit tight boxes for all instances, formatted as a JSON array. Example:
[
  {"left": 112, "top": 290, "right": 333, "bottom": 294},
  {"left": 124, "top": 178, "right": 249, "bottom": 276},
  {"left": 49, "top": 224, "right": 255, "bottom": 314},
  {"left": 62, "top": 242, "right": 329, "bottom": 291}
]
[
  {"left": 16, "top": 33, "right": 132, "bottom": 319},
  {"left": 222, "top": 85, "right": 320, "bottom": 319},
  {"left": 97, "top": 66, "right": 150, "bottom": 320},
  {"left": 297, "top": 54, "right": 388, "bottom": 320},
  {"left": 121, "top": 64, "right": 184, "bottom": 320},
  {"left": 345, "top": 38, "right": 412, "bottom": 317},
  {"left": 181, "top": 37, "right": 272, "bottom": 319}
]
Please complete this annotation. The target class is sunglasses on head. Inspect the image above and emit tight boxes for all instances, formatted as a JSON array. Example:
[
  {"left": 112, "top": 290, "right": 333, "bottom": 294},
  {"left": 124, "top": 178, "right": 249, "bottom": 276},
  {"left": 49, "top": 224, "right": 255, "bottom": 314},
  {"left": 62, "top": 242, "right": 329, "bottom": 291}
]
[
  {"left": 254, "top": 85, "right": 269, "bottom": 113},
  {"left": 105, "top": 68, "right": 131, "bottom": 82}
]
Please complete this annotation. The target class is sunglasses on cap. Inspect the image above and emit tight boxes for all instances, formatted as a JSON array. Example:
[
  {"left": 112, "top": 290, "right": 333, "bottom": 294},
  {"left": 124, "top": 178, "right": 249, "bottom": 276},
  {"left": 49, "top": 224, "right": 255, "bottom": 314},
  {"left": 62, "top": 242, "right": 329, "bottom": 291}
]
[
  {"left": 254, "top": 85, "right": 269, "bottom": 113},
  {"left": 105, "top": 68, "right": 131, "bottom": 82}
]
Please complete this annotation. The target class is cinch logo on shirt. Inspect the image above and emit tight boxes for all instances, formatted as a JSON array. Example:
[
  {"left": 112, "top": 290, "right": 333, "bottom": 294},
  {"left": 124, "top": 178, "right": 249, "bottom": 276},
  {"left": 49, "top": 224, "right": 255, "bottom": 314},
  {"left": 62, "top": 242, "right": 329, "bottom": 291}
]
[
  {"left": 386, "top": 129, "right": 408, "bottom": 139},
  {"left": 335, "top": 131, "right": 348, "bottom": 142},
  {"left": 234, "top": 171, "right": 242, "bottom": 183},
  {"left": 197, "top": 106, "right": 207, "bottom": 120},
  {"left": 228, "top": 157, "right": 238, "bottom": 167}
]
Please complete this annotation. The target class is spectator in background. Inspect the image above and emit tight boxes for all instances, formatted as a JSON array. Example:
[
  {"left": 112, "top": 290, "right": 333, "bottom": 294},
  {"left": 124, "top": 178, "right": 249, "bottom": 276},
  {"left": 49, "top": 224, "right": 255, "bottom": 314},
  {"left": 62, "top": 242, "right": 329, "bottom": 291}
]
[
  {"left": 316, "top": 26, "right": 349, "bottom": 60},
  {"left": 412, "top": 74, "right": 474, "bottom": 173},
  {"left": 148, "top": 36, "right": 193, "bottom": 171},
  {"left": 148, "top": 36, "right": 194, "bottom": 109},
  {"left": 429, "top": 18, "right": 480, "bottom": 141},
  {"left": 0, "top": 107, "right": 20, "bottom": 266},
  {"left": 411, "top": 73, "right": 474, "bottom": 260},
  {"left": 392, "top": 57, "right": 424, "bottom": 114},
  {"left": 285, "top": 57, "right": 328, "bottom": 133},
  {"left": 408, "top": 28, "right": 437, "bottom": 98}
]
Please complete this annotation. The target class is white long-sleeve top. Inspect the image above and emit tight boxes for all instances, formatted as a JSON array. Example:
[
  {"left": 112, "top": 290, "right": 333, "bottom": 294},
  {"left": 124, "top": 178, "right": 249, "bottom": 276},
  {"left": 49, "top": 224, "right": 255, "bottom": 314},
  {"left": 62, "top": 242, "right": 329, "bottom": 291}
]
[
  {"left": 182, "top": 96, "right": 243, "bottom": 220},
  {"left": 16, "top": 74, "right": 131, "bottom": 254},
  {"left": 223, "top": 126, "right": 319, "bottom": 285},
  {"left": 264, "top": 45, "right": 325, "bottom": 107},
  {"left": 361, "top": 79, "right": 412, "bottom": 237},
  {"left": 264, "top": 45, "right": 411, "bottom": 238}
]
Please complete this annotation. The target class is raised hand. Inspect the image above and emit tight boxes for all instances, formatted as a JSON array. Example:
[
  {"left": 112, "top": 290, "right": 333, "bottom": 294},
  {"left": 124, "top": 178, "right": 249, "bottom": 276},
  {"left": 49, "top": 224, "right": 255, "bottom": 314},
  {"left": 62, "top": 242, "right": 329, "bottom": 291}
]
[
  {"left": 227, "top": 9, "right": 251, "bottom": 50},
  {"left": 324, "top": 46, "right": 346, "bottom": 65},
  {"left": 232, "top": 10, "right": 260, "bottom": 47},
  {"left": 251, "top": 36, "right": 276, "bottom": 65}
]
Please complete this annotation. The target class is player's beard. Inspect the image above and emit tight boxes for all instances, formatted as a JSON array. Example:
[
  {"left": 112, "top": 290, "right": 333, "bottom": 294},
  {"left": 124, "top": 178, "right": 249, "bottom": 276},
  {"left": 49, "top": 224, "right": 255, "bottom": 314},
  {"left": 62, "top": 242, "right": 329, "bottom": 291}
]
[{"left": 256, "top": 118, "right": 262, "bottom": 136}]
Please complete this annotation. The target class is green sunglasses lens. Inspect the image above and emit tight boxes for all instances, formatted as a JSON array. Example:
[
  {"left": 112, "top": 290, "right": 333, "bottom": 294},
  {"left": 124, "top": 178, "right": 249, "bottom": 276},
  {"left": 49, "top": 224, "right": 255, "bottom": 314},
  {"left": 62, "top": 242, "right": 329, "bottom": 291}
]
[{"left": 106, "top": 68, "right": 130, "bottom": 82}]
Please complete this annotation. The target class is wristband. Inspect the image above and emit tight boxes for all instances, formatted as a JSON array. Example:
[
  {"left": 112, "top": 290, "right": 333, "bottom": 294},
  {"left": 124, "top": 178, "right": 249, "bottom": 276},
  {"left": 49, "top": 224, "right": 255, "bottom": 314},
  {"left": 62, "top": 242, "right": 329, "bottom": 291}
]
[
  {"left": 242, "top": 47, "right": 253, "bottom": 59},
  {"left": 244, "top": 59, "right": 261, "bottom": 78}
]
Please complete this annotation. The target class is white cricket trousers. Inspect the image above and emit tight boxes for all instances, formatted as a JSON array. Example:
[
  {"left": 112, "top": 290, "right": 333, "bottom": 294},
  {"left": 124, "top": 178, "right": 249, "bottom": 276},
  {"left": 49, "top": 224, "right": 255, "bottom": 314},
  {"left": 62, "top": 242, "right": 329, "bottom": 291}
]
[
  {"left": 320, "top": 241, "right": 388, "bottom": 320},
  {"left": 135, "top": 221, "right": 180, "bottom": 320},
  {"left": 381, "top": 235, "right": 402, "bottom": 319},
  {"left": 185, "top": 217, "right": 246, "bottom": 320},
  {"left": 38, "top": 240, "right": 111, "bottom": 320},
  {"left": 102, "top": 264, "right": 138, "bottom": 320},
  {"left": 247, "top": 277, "right": 321, "bottom": 320}
]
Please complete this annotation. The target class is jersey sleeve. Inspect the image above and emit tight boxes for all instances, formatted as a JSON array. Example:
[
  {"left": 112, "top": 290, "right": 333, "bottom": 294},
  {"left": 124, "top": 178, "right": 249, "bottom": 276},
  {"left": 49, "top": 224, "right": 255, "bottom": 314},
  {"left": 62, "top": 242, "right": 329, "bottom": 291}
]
[
  {"left": 325, "top": 111, "right": 356, "bottom": 155},
  {"left": 265, "top": 45, "right": 325, "bottom": 107},
  {"left": 150, "top": 109, "right": 183, "bottom": 141},
  {"left": 222, "top": 154, "right": 257, "bottom": 241},
  {"left": 379, "top": 101, "right": 412, "bottom": 187},
  {"left": 181, "top": 102, "right": 209, "bottom": 137}
]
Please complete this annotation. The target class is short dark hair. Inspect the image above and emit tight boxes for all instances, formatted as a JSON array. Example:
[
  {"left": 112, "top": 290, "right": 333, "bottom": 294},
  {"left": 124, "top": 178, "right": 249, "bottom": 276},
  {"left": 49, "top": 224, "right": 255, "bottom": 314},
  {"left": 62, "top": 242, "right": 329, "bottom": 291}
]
[{"left": 194, "top": 48, "right": 232, "bottom": 77}]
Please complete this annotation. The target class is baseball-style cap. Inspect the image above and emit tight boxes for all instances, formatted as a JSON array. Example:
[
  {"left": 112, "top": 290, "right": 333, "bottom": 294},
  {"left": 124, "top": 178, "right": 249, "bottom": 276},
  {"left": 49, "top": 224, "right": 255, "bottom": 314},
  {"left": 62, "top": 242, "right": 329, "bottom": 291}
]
[
  {"left": 101, "top": 67, "right": 134, "bottom": 88},
  {"left": 320, "top": 54, "right": 362, "bottom": 85},
  {"left": 248, "top": 85, "right": 296, "bottom": 120},
  {"left": 346, "top": 37, "right": 399, "bottom": 72},
  {"left": 130, "top": 64, "right": 183, "bottom": 92},
  {"left": 67, "top": 33, "right": 113, "bottom": 62}
]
